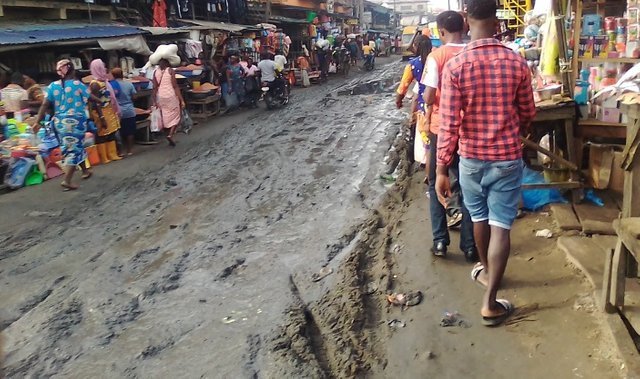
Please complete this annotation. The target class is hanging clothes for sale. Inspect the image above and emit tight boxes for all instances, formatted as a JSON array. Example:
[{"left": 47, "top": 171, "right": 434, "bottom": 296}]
[
  {"left": 152, "top": 0, "right": 168, "bottom": 27},
  {"left": 185, "top": 40, "right": 203, "bottom": 59}
]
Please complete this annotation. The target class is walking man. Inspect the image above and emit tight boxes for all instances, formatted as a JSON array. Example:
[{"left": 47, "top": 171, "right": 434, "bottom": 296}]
[
  {"left": 435, "top": 0, "right": 535, "bottom": 326},
  {"left": 421, "top": 10, "right": 477, "bottom": 262}
]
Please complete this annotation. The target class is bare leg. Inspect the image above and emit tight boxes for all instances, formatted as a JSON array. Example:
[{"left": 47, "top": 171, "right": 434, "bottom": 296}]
[
  {"left": 126, "top": 135, "right": 134, "bottom": 155},
  {"left": 482, "top": 225, "right": 511, "bottom": 316},
  {"left": 474, "top": 221, "right": 490, "bottom": 286},
  {"left": 61, "top": 166, "right": 78, "bottom": 190},
  {"left": 79, "top": 162, "right": 92, "bottom": 179}
]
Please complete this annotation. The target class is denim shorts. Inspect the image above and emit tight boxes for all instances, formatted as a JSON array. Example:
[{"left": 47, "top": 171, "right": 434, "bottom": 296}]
[{"left": 458, "top": 157, "right": 523, "bottom": 230}]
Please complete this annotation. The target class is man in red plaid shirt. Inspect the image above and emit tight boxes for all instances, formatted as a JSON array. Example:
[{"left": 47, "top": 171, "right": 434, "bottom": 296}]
[{"left": 435, "top": 0, "right": 535, "bottom": 327}]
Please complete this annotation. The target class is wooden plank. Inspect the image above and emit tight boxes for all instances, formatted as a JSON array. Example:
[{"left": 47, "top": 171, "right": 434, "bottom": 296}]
[
  {"left": 601, "top": 248, "right": 615, "bottom": 312},
  {"left": 574, "top": 199, "right": 620, "bottom": 235},
  {"left": 550, "top": 204, "right": 582, "bottom": 230},
  {"left": 522, "top": 181, "right": 582, "bottom": 190},
  {"left": 521, "top": 136, "right": 578, "bottom": 170},
  {"left": 613, "top": 219, "right": 640, "bottom": 261},
  {"left": 622, "top": 279, "right": 640, "bottom": 338},
  {"left": 610, "top": 239, "right": 628, "bottom": 308},
  {"left": 533, "top": 104, "right": 575, "bottom": 122}
]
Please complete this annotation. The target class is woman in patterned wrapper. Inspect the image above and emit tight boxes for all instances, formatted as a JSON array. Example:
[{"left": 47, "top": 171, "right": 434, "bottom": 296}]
[
  {"left": 31, "top": 59, "right": 98, "bottom": 190},
  {"left": 89, "top": 59, "right": 122, "bottom": 164}
]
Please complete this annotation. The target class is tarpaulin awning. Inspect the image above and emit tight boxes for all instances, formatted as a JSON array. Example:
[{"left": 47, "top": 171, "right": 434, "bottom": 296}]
[
  {"left": 98, "top": 35, "right": 153, "bottom": 56},
  {"left": 179, "top": 20, "right": 258, "bottom": 32},
  {"left": 0, "top": 24, "right": 146, "bottom": 46},
  {"left": 269, "top": 16, "right": 309, "bottom": 24},
  {"left": 138, "top": 26, "right": 192, "bottom": 36}
]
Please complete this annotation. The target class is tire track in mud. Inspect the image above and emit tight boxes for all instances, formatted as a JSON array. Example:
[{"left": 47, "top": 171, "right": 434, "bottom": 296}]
[
  {"left": 1, "top": 61, "right": 406, "bottom": 377},
  {"left": 268, "top": 117, "right": 413, "bottom": 377}
]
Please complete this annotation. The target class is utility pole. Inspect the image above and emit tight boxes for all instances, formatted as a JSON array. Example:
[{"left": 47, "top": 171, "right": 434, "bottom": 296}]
[{"left": 265, "top": 0, "right": 271, "bottom": 22}]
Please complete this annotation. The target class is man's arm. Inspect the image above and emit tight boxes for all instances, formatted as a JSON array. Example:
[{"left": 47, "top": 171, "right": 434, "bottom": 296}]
[
  {"left": 516, "top": 62, "right": 536, "bottom": 135},
  {"left": 396, "top": 64, "right": 414, "bottom": 108},
  {"left": 421, "top": 55, "right": 438, "bottom": 106},
  {"left": 436, "top": 64, "right": 462, "bottom": 173}
]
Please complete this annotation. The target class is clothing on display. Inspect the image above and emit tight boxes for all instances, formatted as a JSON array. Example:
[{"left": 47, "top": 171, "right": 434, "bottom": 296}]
[{"left": 152, "top": 0, "right": 168, "bottom": 27}]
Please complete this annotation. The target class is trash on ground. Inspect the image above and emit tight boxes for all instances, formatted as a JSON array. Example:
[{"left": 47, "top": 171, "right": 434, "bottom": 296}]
[
  {"left": 379, "top": 174, "right": 396, "bottom": 183},
  {"left": 440, "top": 311, "right": 471, "bottom": 328},
  {"left": 311, "top": 267, "right": 333, "bottom": 282},
  {"left": 222, "top": 316, "right": 236, "bottom": 324},
  {"left": 535, "top": 229, "right": 553, "bottom": 238},
  {"left": 387, "top": 291, "right": 423, "bottom": 308},
  {"left": 364, "top": 281, "right": 379, "bottom": 295},
  {"left": 387, "top": 319, "right": 406, "bottom": 328}
]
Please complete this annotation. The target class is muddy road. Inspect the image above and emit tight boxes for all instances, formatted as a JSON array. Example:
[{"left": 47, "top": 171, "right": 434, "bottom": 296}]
[
  {"left": 1, "top": 56, "right": 627, "bottom": 379},
  {"left": 0, "top": 60, "right": 405, "bottom": 377}
]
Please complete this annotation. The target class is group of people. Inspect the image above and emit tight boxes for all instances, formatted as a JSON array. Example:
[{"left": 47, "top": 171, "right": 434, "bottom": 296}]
[
  {"left": 398, "top": 0, "right": 536, "bottom": 327},
  {"left": 23, "top": 56, "right": 184, "bottom": 191}
]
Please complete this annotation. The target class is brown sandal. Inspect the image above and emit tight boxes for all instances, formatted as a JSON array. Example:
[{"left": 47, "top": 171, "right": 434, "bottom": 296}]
[{"left": 82, "top": 171, "right": 93, "bottom": 180}]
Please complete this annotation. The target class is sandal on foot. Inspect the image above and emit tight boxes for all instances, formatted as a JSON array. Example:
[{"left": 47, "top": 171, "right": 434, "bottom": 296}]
[
  {"left": 81, "top": 171, "right": 93, "bottom": 180},
  {"left": 311, "top": 267, "right": 333, "bottom": 282},
  {"left": 166, "top": 136, "right": 176, "bottom": 147},
  {"left": 61, "top": 181, "right": 78, "bottom": 191},
  {"left": 471, "top": 263, "right": 487, "bottom": 288},
  {"left": 481, "top": 299, "right": 514, "bottom": 327}
]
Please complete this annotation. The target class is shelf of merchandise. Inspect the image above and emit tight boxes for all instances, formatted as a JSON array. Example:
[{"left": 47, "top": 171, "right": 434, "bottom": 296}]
[
  {"left": 570, "top": 0, "right": 630, "bottom": 132},
  {"left": 578, "top": 57, "right": 640, "bottom": 64}
]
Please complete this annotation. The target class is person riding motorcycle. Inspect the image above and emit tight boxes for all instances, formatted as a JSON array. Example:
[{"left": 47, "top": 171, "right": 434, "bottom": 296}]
[
  {"left": 362, "top": 41, "right": 375, "bottom": 68},
  {"left": 258, "top": 53, "right": 284, "bottom": 94}
]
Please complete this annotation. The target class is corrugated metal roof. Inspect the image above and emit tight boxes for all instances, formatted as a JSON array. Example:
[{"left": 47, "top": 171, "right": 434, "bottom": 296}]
[{"left": 0, "top": 24, "right": 147, "bottom": 46}]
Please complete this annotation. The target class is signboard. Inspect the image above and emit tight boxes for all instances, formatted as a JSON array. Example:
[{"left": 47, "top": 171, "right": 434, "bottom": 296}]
[
  {"left": 327, "top": 0, "right": 334, "bottom": 14},
  {"left": 363, "top": 11, "right": 372, "bottom": 24},
  {"left": 346, "top": 18, "right": 359, "bottom": 25}
]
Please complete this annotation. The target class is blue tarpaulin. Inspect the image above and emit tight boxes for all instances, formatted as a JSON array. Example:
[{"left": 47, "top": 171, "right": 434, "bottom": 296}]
[{"left": 0, "top": 24, "right": 146, "bottom": 46}]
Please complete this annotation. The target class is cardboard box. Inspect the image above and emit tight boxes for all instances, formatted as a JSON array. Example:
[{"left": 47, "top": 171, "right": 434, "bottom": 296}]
[
  {"left": 589, "top": 144, "right": 625, "bottom": 191},
  {"left": 598, "top": 107, "right": 621, "bottom": 123},
  {"left": 610, "top": 150, "right": 625, "bottom": 194}
]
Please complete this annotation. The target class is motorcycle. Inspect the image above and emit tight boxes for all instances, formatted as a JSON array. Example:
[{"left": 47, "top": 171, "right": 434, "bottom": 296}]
[
  {"left": 332, "top": 47, "right": 351, "bottom": 77},
  {"left": 261, "top": 71, "right": 290, "bottom": 110},
  {"left": 363, "top": 53, "right": 375, "bottom": 71}
]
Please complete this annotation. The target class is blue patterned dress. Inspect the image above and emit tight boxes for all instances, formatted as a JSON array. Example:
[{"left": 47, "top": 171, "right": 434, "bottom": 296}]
[{"left": 46, "top": 79, "right": 90, "bottom": 166}]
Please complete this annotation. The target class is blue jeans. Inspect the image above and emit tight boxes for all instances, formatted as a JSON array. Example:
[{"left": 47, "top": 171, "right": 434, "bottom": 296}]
[
  {"left": 428, "top": 133, "right": 475, "bottom": 251},
  {"left": 459, "top": 157, "right": 523, "bottom": 230}
]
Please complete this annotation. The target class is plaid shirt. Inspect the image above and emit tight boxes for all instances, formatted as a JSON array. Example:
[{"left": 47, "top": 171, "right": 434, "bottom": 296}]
[{"left": 437, "top": 38, "right": 536, "bottom": 166}]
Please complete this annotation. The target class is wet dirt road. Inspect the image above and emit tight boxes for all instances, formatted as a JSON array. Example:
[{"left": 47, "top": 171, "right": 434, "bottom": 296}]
[
  {"left": 0, "top": 59, "right": 404, "bottom": 377},
  {"left": 0, "top": 56, "right": 628, "bottom": 379}
]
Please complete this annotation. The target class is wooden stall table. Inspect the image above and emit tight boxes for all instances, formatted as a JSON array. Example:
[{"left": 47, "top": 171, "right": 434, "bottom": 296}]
[
  {"left": 525, "top": 99, "right": 583, "bottom": 198},
  {"left": 602, "top": 103, "right": 640, "bottom": 317},
  {"left": 132, "top": 88, "right": 157, "bottom": 145},
  {"left": 186, "top": 83, "right": 220, "bottom": 120}
]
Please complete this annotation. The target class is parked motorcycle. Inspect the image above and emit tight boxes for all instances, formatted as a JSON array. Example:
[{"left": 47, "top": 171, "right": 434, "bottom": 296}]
[{"left": 261, "top": 72, "right": 290, "bottom": 110}]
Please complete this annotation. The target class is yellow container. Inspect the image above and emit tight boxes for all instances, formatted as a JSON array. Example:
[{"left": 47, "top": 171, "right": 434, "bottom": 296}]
[{"left": 192, "top": 80, "right": 201, "bottom": 89}]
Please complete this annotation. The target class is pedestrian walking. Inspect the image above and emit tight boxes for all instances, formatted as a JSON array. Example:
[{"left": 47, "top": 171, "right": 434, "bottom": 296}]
[
  {"left": 435, "top": 0, "right": 536, "bottom": 326},
  {"left": 31, "top": 59, "right": 93, "bottom": 190},
  {"left": 395, "top": 35, "right": 432, "bottom": 165},
  {"left": 421, "top": 10, "right": 477, "bottom": 261},
  {"left": 226, "top": 55, "right": 245, "bottom": 109},
  {"left": 244, "top": 57, "right": 260, "bottom": 108},
  {"left": 111, "top": 68, "right": 137, "bottom": 156},
  {"left": 89, "top": 59, "right": 122, "bottom": 163},
  {"left": 152, "top": 58, "right": 185, "bottom": 147},
  {"left": 296, "top": 55, "right": 311, "bottom": 87}
]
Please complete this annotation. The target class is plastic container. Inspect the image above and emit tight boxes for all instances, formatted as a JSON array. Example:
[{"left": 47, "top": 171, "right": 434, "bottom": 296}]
[
  {"left": 85, "top": 145, "right": 100, "bottom": 166},
  {"left": 48, "top": 147, "right": 63, "bottom": 163}
]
